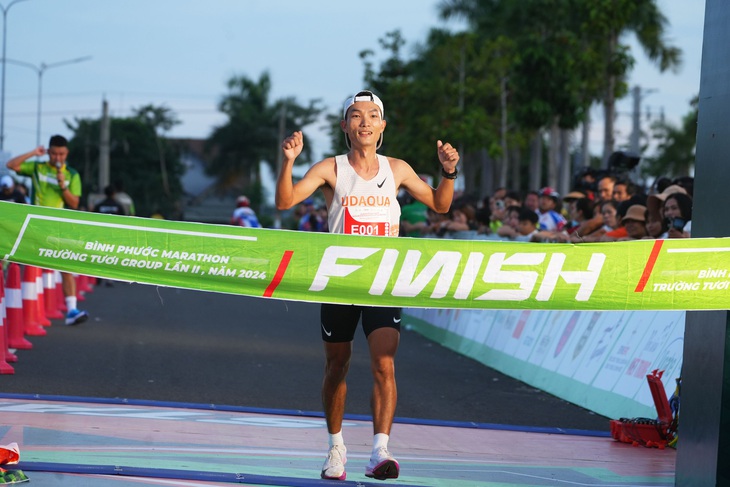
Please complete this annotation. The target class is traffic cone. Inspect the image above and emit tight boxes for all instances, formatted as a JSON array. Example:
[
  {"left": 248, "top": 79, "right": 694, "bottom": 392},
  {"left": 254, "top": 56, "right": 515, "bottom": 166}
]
[
  {"left": 0, "top": 269, "right": 15, "bottom": 373},
  {"left": 0, "top": 270, "right": 17, "bottom": 363},
  {"left": 55, "top": 271, "right": 67, "bottom": 313},
  {"left": 22, "top": 266, "right": 46, "bottom": 337},
  {"left": 43, "top": 269, "right": 63, "bottom": 319},
  {"left": 78, "top": 274, "right": 93, "bottom": 294},
  {"left": 6, "top": 263, "right": 32, "bottom": 350},
  {"left": 75, "top": 274, "right": 86, "bottom": 302},
  {"left": 35, "top": 268, "right": 51, "bottom": 327}
]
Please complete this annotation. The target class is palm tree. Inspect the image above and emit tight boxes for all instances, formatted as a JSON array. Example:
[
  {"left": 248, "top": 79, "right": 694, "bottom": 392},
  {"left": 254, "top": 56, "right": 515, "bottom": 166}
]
[
  {"left": 207, "top": 72, "right": 323, "bottom": 192},
  {"left": 438, "top": 0, "right": 682, "bottom": 174},
  {"left": 592, "top": 0, "right": 682, "bottom": 166}
]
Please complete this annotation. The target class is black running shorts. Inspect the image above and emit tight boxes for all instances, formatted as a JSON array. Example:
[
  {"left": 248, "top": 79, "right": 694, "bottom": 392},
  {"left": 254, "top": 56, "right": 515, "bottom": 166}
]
[{"left": 320, "top": 304, "right": 402, "bottom": 343}]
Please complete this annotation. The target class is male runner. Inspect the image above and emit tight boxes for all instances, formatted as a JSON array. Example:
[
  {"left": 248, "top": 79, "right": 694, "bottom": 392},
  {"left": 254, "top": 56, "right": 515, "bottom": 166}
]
[
  {"left": 6, "top": 135, "right": 89, "bottom": 326},
  {"left": 276, "top": 90, "right": 459, "bottom": 480}
]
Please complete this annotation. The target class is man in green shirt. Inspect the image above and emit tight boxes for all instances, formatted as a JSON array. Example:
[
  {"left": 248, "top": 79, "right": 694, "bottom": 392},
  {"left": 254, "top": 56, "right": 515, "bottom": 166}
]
[{"left": 6, "top": 135, "right": 89, "bottom": 325}]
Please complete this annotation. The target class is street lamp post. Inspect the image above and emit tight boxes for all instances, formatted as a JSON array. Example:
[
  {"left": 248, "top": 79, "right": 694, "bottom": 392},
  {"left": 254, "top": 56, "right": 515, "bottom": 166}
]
[
  {"left": 3, "top": 56, "right": 92, "bottom": 147},
  {"left": 0, "top": 0, "right": 29, "bottom": 151}
]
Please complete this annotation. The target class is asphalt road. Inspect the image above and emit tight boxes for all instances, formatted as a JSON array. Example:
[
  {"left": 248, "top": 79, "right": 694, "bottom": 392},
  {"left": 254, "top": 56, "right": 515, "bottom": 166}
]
[{"left": 3, "top": 280, "right": 610, "bottom": 432}]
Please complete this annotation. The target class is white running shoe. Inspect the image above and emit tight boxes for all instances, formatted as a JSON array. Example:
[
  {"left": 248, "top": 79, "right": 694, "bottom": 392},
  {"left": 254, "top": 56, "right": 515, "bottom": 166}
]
[
  {"left": 365, "top": 446, "right": 399, "bottom": 480},
  {"left": 321, "top": 444, "right": 347, "bottom": 480}
]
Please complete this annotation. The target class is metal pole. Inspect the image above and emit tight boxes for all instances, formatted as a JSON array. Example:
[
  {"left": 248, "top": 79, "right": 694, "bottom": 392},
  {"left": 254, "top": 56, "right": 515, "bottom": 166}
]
[
  {"left": 35, "top": 67, "right": 41, "bottom": 146},
  {"left": 629, "top": 86, "right": 641, "bottom": 154},
  {"left": 98, "top": 99, "right": 110, "bottom": 190},
  {"left": 2, "top": 55, "right": 91, "bottom": 148},
  {"left": 0, "top": 0, "right": 28, "bottom": 151}
]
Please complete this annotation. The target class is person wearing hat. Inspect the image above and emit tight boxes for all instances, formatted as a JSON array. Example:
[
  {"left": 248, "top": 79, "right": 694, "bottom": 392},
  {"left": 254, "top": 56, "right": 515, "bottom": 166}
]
[
  {"left": 0, "top": 175, "right": 25, "bottom": 203},
  {"left": 619, "top": 204, "right": 649, "bottom": 240},
  {"left": 276, "top": 90, "right": 459, "bottom": 481},
  {"left": 537, "top": 187, "right": 567, "bottom": 232},
  {"left": 6, "top": 135, "right": 88, "bottom": 326},
  {"left": 231, "top": 195, "right": 261, "bottom": 228},
  {"left": 646, "top": 184, "right": 688, "bottom": 232}
]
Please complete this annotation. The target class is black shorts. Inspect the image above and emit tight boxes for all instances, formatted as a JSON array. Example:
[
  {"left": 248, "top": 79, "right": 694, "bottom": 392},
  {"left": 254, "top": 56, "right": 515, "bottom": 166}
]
[{"left": 320, "top": 304, "right": 401, "bottom": 343}]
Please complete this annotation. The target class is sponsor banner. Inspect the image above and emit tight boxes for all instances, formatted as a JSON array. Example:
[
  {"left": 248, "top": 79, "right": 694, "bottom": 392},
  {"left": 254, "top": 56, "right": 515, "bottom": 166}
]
[
  {"left": 1, "top": 201, "right": 729, "bottom": 310},
  {"left": 403, "top": 308, "right": 685, "bottom": 420}
]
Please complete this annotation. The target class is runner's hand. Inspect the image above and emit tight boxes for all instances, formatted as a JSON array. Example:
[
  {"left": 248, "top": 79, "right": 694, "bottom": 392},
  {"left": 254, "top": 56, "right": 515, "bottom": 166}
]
[
  {"left": 437, "top": 140, "right": 459, "bottom": 172},
  {"left": 282, "top": 131, "right": 304, "bottom": 161}
]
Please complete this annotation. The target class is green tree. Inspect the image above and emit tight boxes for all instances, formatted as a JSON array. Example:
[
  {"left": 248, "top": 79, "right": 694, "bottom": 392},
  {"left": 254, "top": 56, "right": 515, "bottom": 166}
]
[
  {"left": 206, "top": 72, "right": 323, "bottom": 198},
  {"left": 133, "top": 104, "right": 180, "bottom": 197},
  {"left": 345, "top": 29, "right": 508, "bottom": 196},
  {"left": 65, "top": 112, "right": 184, "bottom": 218},
  {"left": 437, "top": 0, "right": 681, "bottom": 186},
  {"left": 438, "top": 1, "right": 609, "bottom": 187},
  {"left": 583, "top": 0, "right": 682, "bottom": 165}
]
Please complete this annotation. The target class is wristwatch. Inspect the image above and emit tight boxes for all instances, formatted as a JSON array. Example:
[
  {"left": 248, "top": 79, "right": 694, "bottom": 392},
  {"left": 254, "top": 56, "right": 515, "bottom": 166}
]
[
  {"left": 441, "top": 167, "right": 458, "bottom": 180},
  {"left": 60, "top": 181, "right": 68, "bottom": 190}
]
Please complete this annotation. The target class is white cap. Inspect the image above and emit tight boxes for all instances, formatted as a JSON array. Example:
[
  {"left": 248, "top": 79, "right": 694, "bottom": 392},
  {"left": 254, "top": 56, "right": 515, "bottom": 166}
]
[
  {"left": 342, "top": 90, "right": 384, "bottom": 120},
  {"left": 0, "top": 175, "right": 13, "bottom": 189},
  {"left": 342, "top": 90, "right": 385, "bottom": 150}
]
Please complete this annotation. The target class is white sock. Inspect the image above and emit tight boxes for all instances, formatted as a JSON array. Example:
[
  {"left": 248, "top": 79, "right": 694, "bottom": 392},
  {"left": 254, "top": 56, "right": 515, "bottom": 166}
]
[
  {"left": 329, "top": 431, "right": 344, "bottom": 448},
  {"left": 65, "top": 296, "right": 77, "bottom": 311},
  {"left": 373, "top": 433, "right": 389, "bottom": 453}
]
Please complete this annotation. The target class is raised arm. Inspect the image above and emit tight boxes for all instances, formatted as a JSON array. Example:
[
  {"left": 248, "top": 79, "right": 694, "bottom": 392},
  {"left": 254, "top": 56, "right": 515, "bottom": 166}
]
[
  {"left": 6, "top": 146, "right": 45, "bottom": 172},
  {"left": 397, "top": 140, "right": 460, "bottom": 213},
  {"left": 275, "top": 131, "right": 331, "bottom": 210}
]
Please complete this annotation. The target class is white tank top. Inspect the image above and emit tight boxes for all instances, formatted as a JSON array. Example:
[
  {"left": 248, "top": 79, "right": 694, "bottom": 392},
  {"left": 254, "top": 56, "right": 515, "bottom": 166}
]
[{"left": 327, "top": 154, "right": 401, "bottom": 236}]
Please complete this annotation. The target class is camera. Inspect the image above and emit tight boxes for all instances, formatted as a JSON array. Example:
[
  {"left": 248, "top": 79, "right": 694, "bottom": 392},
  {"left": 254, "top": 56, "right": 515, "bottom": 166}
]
[
  {"left": 572, "top": 151, "right": 641, "bottom": 195},
  {"left": 608, "top": 151, "right": 640, "bottom": 172}
]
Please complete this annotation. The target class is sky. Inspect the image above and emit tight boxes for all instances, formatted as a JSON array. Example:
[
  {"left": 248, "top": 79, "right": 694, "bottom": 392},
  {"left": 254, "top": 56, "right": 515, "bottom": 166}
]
[{"left": 0, "top": 0, "right": 706, "bottom": 166}]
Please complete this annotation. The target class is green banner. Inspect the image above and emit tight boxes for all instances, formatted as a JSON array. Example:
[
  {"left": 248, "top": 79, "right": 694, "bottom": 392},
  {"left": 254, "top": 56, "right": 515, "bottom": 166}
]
[{"left": 1, "top": 201, "right": 728, "bottom": 310}]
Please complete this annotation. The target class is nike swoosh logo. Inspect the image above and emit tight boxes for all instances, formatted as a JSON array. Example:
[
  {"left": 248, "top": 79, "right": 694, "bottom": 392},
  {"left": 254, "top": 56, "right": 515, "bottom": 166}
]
[
  {"left": 377, "top": 178, "right": 386, "bottom": 188},
  {"left": 393, "top": 318, "right": 401, "bottom": 324},
  {"left": 321, "top": 323, "right": 332, "bottom": 337}
]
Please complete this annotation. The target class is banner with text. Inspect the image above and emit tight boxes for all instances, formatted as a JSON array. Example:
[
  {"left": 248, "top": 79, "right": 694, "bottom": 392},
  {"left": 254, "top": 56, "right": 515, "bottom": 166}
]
[{"left": 1, "top": 201, "right": 728, "bottom": 310}]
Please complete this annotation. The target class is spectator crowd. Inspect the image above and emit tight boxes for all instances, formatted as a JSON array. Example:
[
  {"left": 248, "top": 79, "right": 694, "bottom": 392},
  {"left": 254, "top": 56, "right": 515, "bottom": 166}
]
[{"left": 397, "top": 172, "right": 693, "bottom": 244}]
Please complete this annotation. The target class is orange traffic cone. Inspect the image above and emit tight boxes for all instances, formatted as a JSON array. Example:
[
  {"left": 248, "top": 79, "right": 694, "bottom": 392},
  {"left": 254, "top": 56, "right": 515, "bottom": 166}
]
[
  {"left": 22, "top": 266, "right": 46, "bottom": 337},
  {"left": 78, "top": 274, "right": 93, "bottom": 294},
  {"left": 0, "top": 269, "right": 15, "bottom": 373},
  {"left": 6, "top": 263, "right": 32, "bottom": 350},
  {"left": 1, "top": 269, "right": 18, "bottom": 363},
  {"left": 35, "top": 268, "right": 51, "bottom": 327},
  {"left": 43, "top": 269, "right": 63, "bottom": 319},
  {"left": 75, "top": 274, "right": 86, "bottom": 302}
]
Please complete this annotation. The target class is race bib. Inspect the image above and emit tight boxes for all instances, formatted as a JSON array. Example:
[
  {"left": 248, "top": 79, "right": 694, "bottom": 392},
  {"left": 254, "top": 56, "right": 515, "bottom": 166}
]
[{"left": 344, "top": 206, "right": 390, "bottom": 236}]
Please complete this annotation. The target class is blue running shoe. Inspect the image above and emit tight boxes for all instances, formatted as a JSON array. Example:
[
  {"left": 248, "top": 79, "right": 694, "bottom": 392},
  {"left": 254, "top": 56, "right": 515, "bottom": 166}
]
[{"left": 65, "top": 309, "right": 88, "bottom": 326}]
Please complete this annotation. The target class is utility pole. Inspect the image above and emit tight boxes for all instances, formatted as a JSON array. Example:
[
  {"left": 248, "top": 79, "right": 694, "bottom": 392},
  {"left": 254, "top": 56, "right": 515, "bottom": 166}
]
[
  {"left": 98, "top": 99, "right": 110, "bottom": 191},
  {"left": 0, "top": 0, "right": 28, "bottom": 152},
  {"left": 2, "top": 56, "right": 91, "bottom": 147},
  {"left": 629, "top": 85, "right": 657, "bottom": 154}
]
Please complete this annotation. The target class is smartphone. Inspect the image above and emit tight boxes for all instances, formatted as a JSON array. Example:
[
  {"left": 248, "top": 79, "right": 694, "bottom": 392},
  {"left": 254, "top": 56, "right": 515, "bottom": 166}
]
[{"left": 668, "top": 217, "right": 685, "bottom": 231}]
